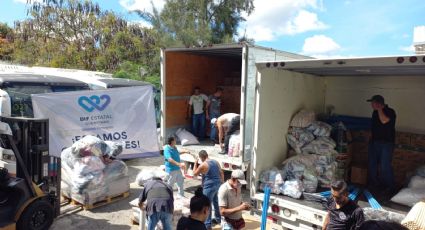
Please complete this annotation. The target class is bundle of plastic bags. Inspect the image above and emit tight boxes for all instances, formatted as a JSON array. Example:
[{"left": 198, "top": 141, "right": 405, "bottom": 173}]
[
  {"left": 307, "top": 121, "right": 332, "bottom": 137},
  {"left": 259, "top": 167, "right": 286, "bottom": 194},
  {"left": 391, "top": 165, "right": 425, "bottom": 207},
  {"left": 61, "top": 135, "right": 129, "bottom": 205},
  {"left": 135, "top": 168, "right": 168, "bottom": 186},
  {"left": 228, "top": 130, "right": 241, "bottom": 157},
  {"left": 287, "top": 128, "right": 315, "bottom": 154},
  {"left": 290, "top": 110, "right": 316, "bottom": 128}
]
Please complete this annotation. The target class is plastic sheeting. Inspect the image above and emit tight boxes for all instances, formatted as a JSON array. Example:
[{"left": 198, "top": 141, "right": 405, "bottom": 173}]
[{"left": 363, "top": 207, "right": 406, "bottom": 223}]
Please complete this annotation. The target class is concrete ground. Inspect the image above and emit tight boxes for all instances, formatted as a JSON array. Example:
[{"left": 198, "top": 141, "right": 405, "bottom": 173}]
[{"left": 50, "top": 157, "right": 266, "bottom": 230}]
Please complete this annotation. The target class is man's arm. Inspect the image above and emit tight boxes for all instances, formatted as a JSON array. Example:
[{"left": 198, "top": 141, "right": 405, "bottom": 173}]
[
  {"left": 205, "top": 96, "right": 211, "bottom": 119},
  {"left": 322, "top": 213, "right": 330, "bottom": 230},
  {"left": 187, "top": 97, "right": 193, "bottom": 119},
  {"left": 353, "top": 209, "right": 365, "bottom": 230},
  {"left": 216, "top": 160, "right": 224, "bottom": 182},
  {"left": 377, "top": 105, "right": 390, "bottom": 124},
  {"left": 193, "top": 161, "right": 207, "bottom": 177}
]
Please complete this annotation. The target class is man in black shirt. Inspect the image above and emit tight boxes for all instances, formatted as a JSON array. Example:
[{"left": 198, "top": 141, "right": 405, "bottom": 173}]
[
  {"left": 177, "top": 187, "right": 210, "bottom": 230},
  {"left": 367, "top": 95, "right": 396, "bottom": 194},
  {"left": 323, "top": 181, "right": 364, "bottom": 230},
  {"left": 139, "top": 177, "right": 174, "bottom": 230}
]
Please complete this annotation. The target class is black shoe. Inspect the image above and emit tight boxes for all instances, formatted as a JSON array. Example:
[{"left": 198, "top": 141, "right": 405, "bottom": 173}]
[{"left": 218, "top": 151, "right": 227, "bottom": 155}]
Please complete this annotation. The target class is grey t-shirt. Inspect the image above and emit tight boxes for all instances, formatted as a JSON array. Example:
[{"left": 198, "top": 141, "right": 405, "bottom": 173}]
[
  {"left": 208, "top": 95, "right": 221, "bottom": 116},
  {"left": 218, "top": 181, "right": 242, "bottom": 220}
]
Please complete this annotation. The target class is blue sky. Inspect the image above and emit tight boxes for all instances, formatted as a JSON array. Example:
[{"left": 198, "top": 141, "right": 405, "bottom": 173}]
[{"left": 1, "top": 0, "right": 424, "bottom": 57}]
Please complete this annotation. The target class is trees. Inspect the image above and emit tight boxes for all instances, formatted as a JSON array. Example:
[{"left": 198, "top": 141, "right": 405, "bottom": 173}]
[
  {"left": 0, "top": 23, "right": 14, "bottom": 61},
  {"left": 12, "top": 0, "right": 159, "bottom": 78},
  {"left": 137, "top": 0, "right": 254, "bottom": 47}
]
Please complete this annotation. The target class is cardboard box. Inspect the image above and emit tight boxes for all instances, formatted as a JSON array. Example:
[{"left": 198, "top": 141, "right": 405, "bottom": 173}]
[{"left": 350, "top": 166, "right": 368, "bottom": 185}]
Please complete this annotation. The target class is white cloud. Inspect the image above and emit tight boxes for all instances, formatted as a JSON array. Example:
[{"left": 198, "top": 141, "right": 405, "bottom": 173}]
[
  {"left": 399, "top": 45, "right": 415, "bottom": 52},
  {"left": 119, "top": 0, "right": 165, "bottom": 14},
  {"left": 128, "top": 20, "right": 153, "bottom": 29},
  {"left": 302, "top": 35, "right": 341, "bottom": 56},
  {"left": 241, "top": 0, "right": 327, "bottom": 41}
]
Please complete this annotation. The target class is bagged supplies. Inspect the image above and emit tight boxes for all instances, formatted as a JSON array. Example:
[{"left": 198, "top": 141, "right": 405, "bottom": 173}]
[
  {"left": 408, "top": 175, "right": 425, "bottom": 189},
  {"left": 281, "top": 180, "right": 303, "bottom": 199},
  {"left": 401, "top": 201, "right": 425, "bottom": 230},
  {"left": 61, "top": 136, "right": 129, "bottom": 205},
  {"left": 290, "top": 110, "right": 316, "bottom": 128},
  {"left": 363, "top": 208, "right": 406, "bottom": 223},
  {"left": 135, "top": 168, "right": 168, "bottom": 186},
  {"left": 301, "top": 139, "right": 337, "bottom": 155},
  {"left": 175, "top": 128, "right": 200, "bottom": 146},
  {"left": 307, "top": 121, "right": 332, "bottom": 137},
  {"left": 259, "top": 168, "right": 286, "bottom": 194},
  {"left": 260, "top": 183, "right": 281, "bottom": 194},
  {"left": 260, "top": 167, "right": 285, "bottom": 185},
  {"left": 303, "top": 169, "right": 318, "bottom": 193},
  {"left": 228, "top": 130, "right": 241, "bottom": 157},
  {"left": 391, "top": 188, "right": 425, "bottom": 207},
  {"left": 103, "top": 141, "right": 124, "bottom": 159},
  {"left": 71, "top": 135, "right": 104, "bottom": 157},
  {"left": 287, "top": 128, "right": 315, "bottom": 153}
]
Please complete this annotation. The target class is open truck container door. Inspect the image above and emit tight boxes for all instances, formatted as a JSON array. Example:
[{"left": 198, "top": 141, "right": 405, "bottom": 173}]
[
  {"left": 160, "top": 43, "right": 309, "bottom": 172},
  {"left": 250, "top": 55, "right": 425, "bottom": 229}
]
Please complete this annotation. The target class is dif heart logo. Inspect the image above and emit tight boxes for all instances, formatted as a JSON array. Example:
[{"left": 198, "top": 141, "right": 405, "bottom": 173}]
[{"left": 78, "top": 95, "right": 111, "bottom": 112}]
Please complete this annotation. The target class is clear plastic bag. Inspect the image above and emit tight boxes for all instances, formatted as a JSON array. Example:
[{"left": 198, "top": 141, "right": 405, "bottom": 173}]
[
  {"left": 287, "top": 128, "right": 315, "bottom": 153},
  {"left": 71, "top": 135, "right": 105, "bottom": 157},
  {"left": 290, "top": 110, "right": 316, "bottom": 128},
  {"left": 303, "top": 169, "right": 318, "bottom": 193},
  {"left": 281, "top": 180, "right": 303, "bottom": 199},
  {"left": 307, "top": 121, "right": 332, "bottom": 137}
]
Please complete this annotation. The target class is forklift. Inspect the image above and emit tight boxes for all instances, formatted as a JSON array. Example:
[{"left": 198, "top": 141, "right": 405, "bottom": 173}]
[{"left": 0, "top": 117, "right": 60, "bottom": 230}]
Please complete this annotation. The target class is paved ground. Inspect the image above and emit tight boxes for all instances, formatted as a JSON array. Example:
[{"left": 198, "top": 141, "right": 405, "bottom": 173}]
[{"left": 51, "top": 156, "right": 264, "bottom": 230}]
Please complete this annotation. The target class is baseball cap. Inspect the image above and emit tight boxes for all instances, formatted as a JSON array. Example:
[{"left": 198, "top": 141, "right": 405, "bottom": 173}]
[
  {"left": 211, "top": 118, "right": 217, "bottom": 125},
  {"left": 231, "top": 169, "right": 247, "bottom": 185},
  {"left": 367, "top": 95, "right": 385, "bottom": 104}
]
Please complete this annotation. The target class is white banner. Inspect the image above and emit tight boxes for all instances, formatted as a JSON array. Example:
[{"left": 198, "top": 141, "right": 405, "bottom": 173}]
[{"left": 31, "top": 86, "right": 160, "bottom": 159}]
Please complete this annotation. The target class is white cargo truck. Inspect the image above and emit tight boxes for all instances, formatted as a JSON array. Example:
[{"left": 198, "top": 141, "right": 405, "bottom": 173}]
[
  {"left": 159, "top": 43, "right": 310, "bottom": 172},
  {"left": 250, "top": 55, "right": 425, "bottom": 229}
]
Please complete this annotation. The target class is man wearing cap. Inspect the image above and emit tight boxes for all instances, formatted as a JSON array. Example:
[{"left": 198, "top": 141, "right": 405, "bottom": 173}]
[
  {"left": 218, "top": 169, "right": 250, "bottom": 230},
  {"left": 367, "top": 95, "right": 397, "bottom": 196},
  {"left": 211, "top": 113, "right": 240, "bottom": 155}
]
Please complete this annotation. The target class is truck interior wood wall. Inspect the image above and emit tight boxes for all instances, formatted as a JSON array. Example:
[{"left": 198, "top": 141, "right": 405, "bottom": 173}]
[{"left": 165, "top": 52, "right": 241, "bottom": 128}]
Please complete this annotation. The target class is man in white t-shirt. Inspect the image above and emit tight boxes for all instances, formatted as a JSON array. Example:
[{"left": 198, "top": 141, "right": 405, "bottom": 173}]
[{"left": 187, "top": 87, "right": 209, "bottom": 139}]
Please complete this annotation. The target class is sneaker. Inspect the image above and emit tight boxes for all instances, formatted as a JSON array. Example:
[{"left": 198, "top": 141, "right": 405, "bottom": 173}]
[{"left": 218, "top": 150, "right": 227, "bottom": 155}]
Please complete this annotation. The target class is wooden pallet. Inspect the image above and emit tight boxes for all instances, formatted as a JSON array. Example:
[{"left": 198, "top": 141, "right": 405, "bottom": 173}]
[{"left": 62, "top": 191, "right": 130, "bottom": 210}]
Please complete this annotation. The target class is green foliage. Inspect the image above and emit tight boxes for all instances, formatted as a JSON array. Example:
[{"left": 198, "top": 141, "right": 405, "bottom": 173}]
[{"left": 136, "top": 0, "right": 254, "bottom": 47}]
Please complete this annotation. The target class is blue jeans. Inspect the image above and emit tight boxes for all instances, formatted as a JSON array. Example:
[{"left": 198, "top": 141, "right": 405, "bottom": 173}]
[
  {"left": 368, "top": 141, "right": 395, "bottom": 191},
  {"left": 203, "top": 183, "right": 221, "bottom": 229},
  {"left": 209, "top": 112, "right": 220, "bottom": 141},
  {"left": 192, "top": 113, "right": 206, "bottom": 138},
  {"left": 147, "top": 211, "right": 172, "bottom": 230}
]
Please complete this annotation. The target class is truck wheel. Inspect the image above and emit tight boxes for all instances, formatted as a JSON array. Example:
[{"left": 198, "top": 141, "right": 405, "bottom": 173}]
[{"left": 17, "top": 199, "right": 54, "bottom": 230}]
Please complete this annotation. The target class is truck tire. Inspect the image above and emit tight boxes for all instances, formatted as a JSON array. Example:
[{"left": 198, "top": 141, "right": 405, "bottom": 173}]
[{"left": 17, "top": 199, "right": 54, "bottom": 230}]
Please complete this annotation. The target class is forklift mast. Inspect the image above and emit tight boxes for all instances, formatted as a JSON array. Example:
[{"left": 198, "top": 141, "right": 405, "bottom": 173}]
[{"left": 0, "top": 117, "right": 61, "bottom": 217}]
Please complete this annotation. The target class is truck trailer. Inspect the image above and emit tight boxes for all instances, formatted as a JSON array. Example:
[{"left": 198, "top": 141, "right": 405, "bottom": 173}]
[
  {"left": 160, "top": 43, "right": 310, "bottom": 172},
  {"left": 250, "top": 55, "right": 425, "bottom": 229}
]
